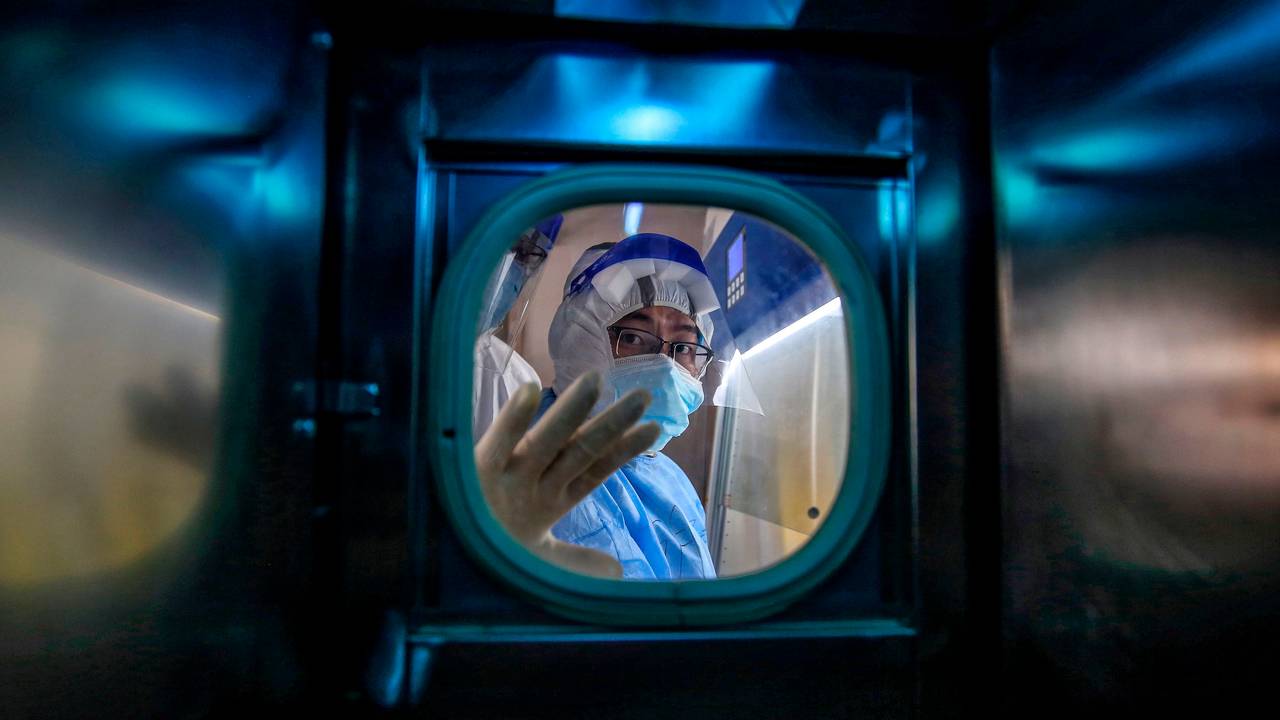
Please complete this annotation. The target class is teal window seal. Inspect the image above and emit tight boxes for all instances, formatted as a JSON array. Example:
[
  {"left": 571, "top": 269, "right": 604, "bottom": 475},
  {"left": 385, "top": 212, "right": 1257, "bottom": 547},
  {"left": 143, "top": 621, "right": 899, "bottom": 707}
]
[{"left": 427, "top": 164, "right": 891, "bottom": 626}]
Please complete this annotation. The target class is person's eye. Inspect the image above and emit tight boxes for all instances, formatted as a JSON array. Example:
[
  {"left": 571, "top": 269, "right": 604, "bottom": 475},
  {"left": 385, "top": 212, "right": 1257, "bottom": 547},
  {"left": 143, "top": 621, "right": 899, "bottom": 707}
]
[
  {"left": 618, "top": 330, "right": 646, "bottom": 346},
  {"left": 673, "top": 343, "right": 695, "bottom": 357}
]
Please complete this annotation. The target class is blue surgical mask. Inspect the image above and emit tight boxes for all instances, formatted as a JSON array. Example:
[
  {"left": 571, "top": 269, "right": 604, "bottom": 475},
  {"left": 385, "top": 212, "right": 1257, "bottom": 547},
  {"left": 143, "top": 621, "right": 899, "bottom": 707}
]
[{"left": 608, "top": 354, "right": 705, "bottom": 452}]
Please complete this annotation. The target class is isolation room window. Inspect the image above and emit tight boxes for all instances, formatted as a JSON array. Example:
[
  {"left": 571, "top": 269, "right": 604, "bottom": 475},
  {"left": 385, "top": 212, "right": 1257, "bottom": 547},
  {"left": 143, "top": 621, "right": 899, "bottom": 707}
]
[{"left": 427, "top": 166, "right": 890, "bottom": 624}]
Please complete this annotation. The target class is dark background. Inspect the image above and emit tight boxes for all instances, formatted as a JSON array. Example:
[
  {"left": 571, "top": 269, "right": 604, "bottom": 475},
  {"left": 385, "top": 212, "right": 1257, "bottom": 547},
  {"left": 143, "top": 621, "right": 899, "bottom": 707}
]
[{"left": 1, "top": 1, "right": 1276, "bottom": 717}]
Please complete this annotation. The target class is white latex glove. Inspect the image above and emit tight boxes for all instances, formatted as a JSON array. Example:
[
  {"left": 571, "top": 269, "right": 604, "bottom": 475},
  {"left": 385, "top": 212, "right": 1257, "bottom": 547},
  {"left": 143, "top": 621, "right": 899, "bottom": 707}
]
[{"left": 475, "top": 370, "right": 659, "bottom": 578}]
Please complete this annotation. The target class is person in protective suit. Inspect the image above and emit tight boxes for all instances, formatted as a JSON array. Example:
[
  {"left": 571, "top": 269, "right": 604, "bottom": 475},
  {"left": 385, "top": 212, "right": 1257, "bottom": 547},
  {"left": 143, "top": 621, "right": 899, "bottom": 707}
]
[
  {"left": 473, "top": 214, "right": 562, "bottom": 439},
  {"left": 476, "top": 233, "right": 718, "bottom": 579}
]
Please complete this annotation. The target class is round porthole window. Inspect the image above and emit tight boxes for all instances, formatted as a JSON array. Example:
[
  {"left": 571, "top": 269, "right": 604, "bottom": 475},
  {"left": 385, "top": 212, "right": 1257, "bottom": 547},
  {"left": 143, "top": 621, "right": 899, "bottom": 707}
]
[{"left": 428, "top": 165, "right": 891, "bottom": 625}]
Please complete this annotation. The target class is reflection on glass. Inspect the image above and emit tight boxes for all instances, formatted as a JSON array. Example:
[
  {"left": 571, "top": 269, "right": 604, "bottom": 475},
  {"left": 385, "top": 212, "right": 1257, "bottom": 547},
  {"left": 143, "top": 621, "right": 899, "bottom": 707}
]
[
  {"left": 0, "top": 236, "right": 220, "bottom": 585},
  {"left": 471, "top": 205, "right": 849, "bottom": 580},
  {"left": 712, "top": 298, "right": 849, "bottom": 576},
  {"left": 473, "top": 214, "right": 564, "bottom": 440}
]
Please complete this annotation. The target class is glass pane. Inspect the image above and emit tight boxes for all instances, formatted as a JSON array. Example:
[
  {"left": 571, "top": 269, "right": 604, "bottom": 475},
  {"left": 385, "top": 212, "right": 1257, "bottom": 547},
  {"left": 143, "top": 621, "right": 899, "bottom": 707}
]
[{"left": 470, "top": 203, "right": 850, "bottom": 581}]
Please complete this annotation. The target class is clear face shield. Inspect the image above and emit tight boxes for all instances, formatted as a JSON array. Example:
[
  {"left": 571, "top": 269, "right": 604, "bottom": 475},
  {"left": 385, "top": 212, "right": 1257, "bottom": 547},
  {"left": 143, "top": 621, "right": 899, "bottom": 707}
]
[
  {"left": 567, "top": 233, "right": 765, "bottom": 414},
  {"left": 475, "top": 214, "right": 562, "bottom": 377}
]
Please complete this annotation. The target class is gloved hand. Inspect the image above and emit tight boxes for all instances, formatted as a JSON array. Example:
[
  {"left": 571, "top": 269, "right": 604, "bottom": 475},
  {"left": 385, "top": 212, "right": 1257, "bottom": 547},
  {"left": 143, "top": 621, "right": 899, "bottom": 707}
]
[{"left": 475, "top": 370, "right": 659, "bottom": 578}]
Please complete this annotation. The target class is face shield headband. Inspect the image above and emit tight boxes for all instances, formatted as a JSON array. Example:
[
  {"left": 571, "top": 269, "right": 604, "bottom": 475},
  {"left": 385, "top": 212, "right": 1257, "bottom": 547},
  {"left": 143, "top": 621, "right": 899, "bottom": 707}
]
[
  {"left": 554, "top": 232, "right": 762, "bottom": 415},
  {"left": 565, "top": 233, "right": 721, "bottom": 321}
]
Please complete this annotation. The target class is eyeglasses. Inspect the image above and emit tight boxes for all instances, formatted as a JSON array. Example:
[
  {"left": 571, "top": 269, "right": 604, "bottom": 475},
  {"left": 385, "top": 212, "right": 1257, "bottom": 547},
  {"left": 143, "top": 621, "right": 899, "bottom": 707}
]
[{"left": 607, "top": 325, "right": 715, "bottom": 378}]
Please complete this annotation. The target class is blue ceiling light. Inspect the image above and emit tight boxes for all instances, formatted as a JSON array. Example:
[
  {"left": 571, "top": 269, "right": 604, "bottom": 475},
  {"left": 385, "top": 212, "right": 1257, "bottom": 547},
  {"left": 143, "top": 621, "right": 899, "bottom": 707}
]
[
  {"left": 1116, "top": 0, "right": 1280, "bottom": 101},
  {"left": 547, "top": 55, "right": 773, "bottom": 146},
  {"left": 552, "top": 54, "right": 646, "bottom": 114},
  {"left": 442, "top": 52, "right": 778, "bottom": 146},
  {"left": 624, "top": 202, "right": 645, "bottom": 234},
  {"left": 69, "top": 34, "right": 280, "bottom": 148},
  {"left": 611, "top": 105, "right": 684, "bottom": 143},
  {"left": 91, "top": 76, "right": 228, "bottom": 138},
  {"left": 555, "top": 0, "right": 807, "bottom": 29},
  {"left": 79, "top": 66, "right": 274, "bottom": 150},
  {"left": 1029, "top": 114, "right": 1257, "bottom": 173},
  {"left": 458, "top": 53, "right": 776, "bottom": 148}
]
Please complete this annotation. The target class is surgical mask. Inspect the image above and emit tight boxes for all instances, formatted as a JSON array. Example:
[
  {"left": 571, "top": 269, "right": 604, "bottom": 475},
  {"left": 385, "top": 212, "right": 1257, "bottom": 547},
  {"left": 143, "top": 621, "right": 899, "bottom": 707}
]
[{"left": 608, "top": 354, "right": 705, "bottom": 452}]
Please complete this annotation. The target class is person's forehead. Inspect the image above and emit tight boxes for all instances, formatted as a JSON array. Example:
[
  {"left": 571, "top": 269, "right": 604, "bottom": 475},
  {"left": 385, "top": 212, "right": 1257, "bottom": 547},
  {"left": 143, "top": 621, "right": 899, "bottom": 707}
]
[{"left": 620, "top": 306, "right": 697, "bottom": 331}]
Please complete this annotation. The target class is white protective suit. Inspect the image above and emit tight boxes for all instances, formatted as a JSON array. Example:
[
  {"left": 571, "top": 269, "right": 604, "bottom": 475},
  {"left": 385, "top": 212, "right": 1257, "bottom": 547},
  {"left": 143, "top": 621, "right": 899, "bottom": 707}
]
[
  {"left": 471, "top": 214, "right": 562, "bottom": 439},
  {"left": 541, "top": 233, "right": 721, "bottom": 579},
  {"left": 548, "top": 239, "right": 715, "bottom": 415},
  {"left": 472, "top": 332, "right": 541, "bottom": 440}
]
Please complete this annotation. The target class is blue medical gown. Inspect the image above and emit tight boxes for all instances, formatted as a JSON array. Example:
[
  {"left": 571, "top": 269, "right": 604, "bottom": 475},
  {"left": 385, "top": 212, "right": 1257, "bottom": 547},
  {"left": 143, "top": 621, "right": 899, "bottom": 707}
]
[{"left": 539, "top": 390, "right": 716, "bottom": 580}]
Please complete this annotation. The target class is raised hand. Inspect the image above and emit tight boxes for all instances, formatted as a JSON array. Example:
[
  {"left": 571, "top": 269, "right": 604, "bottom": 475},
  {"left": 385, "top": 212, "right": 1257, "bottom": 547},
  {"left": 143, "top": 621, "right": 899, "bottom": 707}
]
[{"left": 474, "top": 371, "right": 659, "bottom": 577}]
